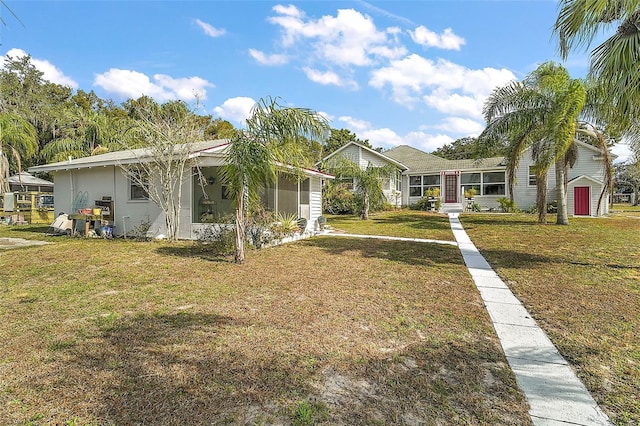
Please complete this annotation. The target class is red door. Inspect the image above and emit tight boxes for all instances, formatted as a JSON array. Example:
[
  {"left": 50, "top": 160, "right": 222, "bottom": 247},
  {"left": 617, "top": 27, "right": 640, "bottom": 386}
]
[
  {"left": 445, "top": 174, "right": 458, "bottom": 203},
  {"left": 574, "top": 186, "right": 590, "bottom": 216}
]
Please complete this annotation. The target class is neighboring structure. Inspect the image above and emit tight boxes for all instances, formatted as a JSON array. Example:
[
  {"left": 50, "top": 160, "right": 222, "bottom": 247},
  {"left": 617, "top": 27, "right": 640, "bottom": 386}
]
[
  {"left": 0, "top": 172, "right": 55, "bottom": 224},
  {"left": 29, "top": 140, "right": 333, "bottom": 239},
  {"left": 8, "top": 172, "right": 54, "bottom": 193},
  {"left": 322, "top": 141, "right": 613, "bottom": 216},
  {"left": 320, "top": 142, "right": 407, "bottom": 208}
]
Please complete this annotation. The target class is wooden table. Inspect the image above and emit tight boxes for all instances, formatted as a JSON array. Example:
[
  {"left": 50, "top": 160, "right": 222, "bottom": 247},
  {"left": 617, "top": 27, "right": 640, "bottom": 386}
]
[{"left": 68, "top": 213, "right": 104, "bottom": 237}]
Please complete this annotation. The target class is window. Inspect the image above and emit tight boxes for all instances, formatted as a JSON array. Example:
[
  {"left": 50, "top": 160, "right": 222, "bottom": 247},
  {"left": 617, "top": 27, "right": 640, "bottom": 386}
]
[
  {"left": 528, "top": 166, "right": 537, "bottom": 186},
  {"left": 422, "top": 174, "right": 440, "bottom": 195},
  {"left": 129, "top": 173, "right": 149, "bottom": 200},
  {"left": 461, "top": 173, "right": 481, "bottom": 194},
  {"left": 338, "top": 177, "right": 354, "bottom": 190},
  {"left": 482, "top": 172, "right": 506, "bottom": 195},
  {"left": 409, "top": 175, "right": 422, "bottom": 197},
  {"left": 408, "top": 175, "right": 441, "bottom": 197}
]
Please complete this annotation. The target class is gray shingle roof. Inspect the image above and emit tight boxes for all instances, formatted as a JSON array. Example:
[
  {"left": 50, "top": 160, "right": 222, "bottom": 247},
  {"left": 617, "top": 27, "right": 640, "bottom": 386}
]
[{"left": 383, "top": 145, "right": 506, "bottom": 173}]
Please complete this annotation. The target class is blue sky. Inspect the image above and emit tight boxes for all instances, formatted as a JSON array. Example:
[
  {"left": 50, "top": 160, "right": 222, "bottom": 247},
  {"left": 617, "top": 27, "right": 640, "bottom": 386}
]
[{"left": 0, "top": 1, "right": 632, "bottom": 160}]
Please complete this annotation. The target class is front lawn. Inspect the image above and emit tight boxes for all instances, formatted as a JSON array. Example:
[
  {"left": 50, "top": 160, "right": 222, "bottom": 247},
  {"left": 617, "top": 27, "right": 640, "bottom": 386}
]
[
  {"left": 326, "top": 210, "right": 454, "bottom": 241},
  {"left": 0, "top": 225, "right": 529, "bottom": 425},
  {"left": 461, "top": 213, "right": 640, "bottom": 425}
]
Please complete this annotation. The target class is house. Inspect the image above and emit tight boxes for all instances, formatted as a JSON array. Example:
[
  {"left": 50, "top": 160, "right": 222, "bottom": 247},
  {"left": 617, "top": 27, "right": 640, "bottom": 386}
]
[
  {"left": 28, "top": 139, "right": 333, "bottom": 239},
  {"left": 320, "top": 142, "right": 407, "bottom": 208},
  {"left": 322, "top": 140, "right": 613, "bottom": 216}
]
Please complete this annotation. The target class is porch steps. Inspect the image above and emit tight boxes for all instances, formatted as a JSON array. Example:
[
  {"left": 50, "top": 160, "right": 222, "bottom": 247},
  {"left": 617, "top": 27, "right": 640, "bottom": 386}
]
[{"left": 440, "top": 203, "right": 464, "bottom": 214}]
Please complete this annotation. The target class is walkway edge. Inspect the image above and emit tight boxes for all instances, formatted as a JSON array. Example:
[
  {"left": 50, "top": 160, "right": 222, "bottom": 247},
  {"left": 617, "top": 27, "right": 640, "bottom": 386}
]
[{"left": 448, "top": 213, "right": 612, "bottom": 426}]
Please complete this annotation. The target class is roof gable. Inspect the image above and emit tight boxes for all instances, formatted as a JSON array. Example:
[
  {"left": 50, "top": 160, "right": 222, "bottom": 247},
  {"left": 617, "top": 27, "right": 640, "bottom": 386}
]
[{"left": 319, "top": 141, "right": 408, "bottom": 170}]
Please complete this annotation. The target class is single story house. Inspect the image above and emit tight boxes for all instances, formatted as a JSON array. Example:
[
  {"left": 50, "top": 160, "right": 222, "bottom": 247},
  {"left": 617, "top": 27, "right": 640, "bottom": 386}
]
[
  {"left": 29, "top": 139, "right": 333, "bottom": 239},
  {"left": 321, "top": 140, "right": 613, "bottom": 216}
]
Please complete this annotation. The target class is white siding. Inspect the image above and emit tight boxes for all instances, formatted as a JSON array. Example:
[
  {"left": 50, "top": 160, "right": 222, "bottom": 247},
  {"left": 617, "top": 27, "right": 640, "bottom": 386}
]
[
  {"left": 567, "top": 177, "right": 606, "bottom": 217},
  {"left": 309, "top": 176, "right": 323, "bottom": 232},
  {"left": 512, "top": 142, "right": 608, "bottom": 215},
  {"left": 51, "top": 165, "right": 195, "bottom": 239}
]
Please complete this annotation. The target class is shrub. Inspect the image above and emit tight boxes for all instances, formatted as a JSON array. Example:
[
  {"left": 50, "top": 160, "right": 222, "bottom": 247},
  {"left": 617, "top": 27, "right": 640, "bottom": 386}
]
[
  {"left": 497, "top": 197, "right": 517, "bottom": 212},
  {"left": 464, "top": 188, "right": 477, "bottom": 198},
  {"left": 547, "top": 200, "right": 558, "bottom": 213},
  {"left": 194, "top": 219, "right": 235, "bottom": 255},
  {"left": 411, "top": 196, "right": 441, "bottom": 212},
  {"left": 323, "top": 182, "right": 356, "bottom": 214},
  {"left": 272, "top": 212, "right": 299, "bottom": 238}
]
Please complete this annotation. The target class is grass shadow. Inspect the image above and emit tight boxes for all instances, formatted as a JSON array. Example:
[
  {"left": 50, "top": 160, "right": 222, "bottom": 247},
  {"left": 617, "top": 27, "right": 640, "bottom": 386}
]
[
  {"left": 300, "top": 235, "right": 464, "bottom": 268},
  {"left": 154, "top": 244, "right": 234, "bottom": 263}
]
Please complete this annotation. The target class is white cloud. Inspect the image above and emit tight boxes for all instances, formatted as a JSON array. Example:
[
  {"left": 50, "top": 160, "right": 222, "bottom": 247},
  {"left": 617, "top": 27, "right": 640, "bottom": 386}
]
[
  {"left": 94, "top": 69, "right": 213, "bottom": 102},
  {"left": 369, "top": 54, "right": 516, "bottom": 115},
  {"left": 272, "top": 4, "right": 304, "bottom": 18},
  {"left": 213, "top": 97, "right": 257, "bottom": 124},
  {"left": 433, "top": 117, "right": 485, "bottom": 136},
  {"left": 248, "top": 49, "right": 289, "bottom": 66},
  {"left": 318, "top": 111, "right": 335, "bottom": 123},
  {"left": 409, "top": 26, "right": 465, "bottom": 50},
  {"left": 267, "top": 6, "right": 406, "bottom": 67},
  {"left": 194, "top": 19, "right": 226, "bottom": 37},
  {"left": 338, "top": 115, "right": 454, "bottom": 152},
  {"left": 423, "top": 90, "right": 484, "bottom": 119},
  {"left": 303, "top": 67, "right": 358, "bottom": 89},
  {"left": 611, "top": 141, "right": 634, "bottom": 164},
  {"left": 2, "top": 48, "right": 78, "bottom": 88}
]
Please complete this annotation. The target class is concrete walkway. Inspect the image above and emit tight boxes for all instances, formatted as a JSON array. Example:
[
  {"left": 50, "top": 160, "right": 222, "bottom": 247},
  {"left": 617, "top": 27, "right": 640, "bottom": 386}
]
[{"left": 448, "top": 213, "right": 612, "bottom": 426}]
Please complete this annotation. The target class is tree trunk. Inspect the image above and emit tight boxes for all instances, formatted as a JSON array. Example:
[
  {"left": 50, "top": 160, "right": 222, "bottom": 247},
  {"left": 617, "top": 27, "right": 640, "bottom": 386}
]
[
  {"left": 555, "top": 159, "right": 569, "bottom": 225},
  {"left": 0, "top": 152, "right": 9, "bottom": 194},
  {"left": 362, "top": 191, "right": 369, "bottom": 220},
  {"left": 234, "top": 187, "right": 246, "bottom": 264},
  {"left": 536, "top": 172, "right": 548, "bottom": 223}
]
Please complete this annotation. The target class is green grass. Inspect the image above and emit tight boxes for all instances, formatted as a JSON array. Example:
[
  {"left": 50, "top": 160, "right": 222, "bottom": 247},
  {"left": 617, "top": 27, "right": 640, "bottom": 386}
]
[
  {"left": 461, "top": 213, "right": 640, "bottom": 425},
  {"left": 326, "top": 210, "right": 454, "bottom": 241},
  {"left": 0, "top": 223, "right": 529, "bottom": 425}
]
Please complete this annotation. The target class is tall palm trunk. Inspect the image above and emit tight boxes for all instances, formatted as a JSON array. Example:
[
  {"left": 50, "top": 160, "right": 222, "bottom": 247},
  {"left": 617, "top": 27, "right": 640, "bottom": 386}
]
[
  {"left": 234, "top": 186, "right": 246, "bottom": 264},
  {"left": 361, "top": 191, "right": 370, "bottom": 220},
  {"left": 536, "top": 172, "right": 548, "bottom": 223},
  {"left": 555, "top": 159, "right": 569, "bottom": 225}
]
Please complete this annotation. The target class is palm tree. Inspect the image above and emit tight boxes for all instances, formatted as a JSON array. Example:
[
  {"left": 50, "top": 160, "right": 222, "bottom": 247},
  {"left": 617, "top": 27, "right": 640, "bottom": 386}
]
[
  {"left": 324, "top": 158, "right": 397, "bottom": 220},
  {"left": 222, "top": 97, "right": 329, "bottom": 264},
  {"left": 553, "top": 0, "right": 640, "bottom": 124},
  {"left": 0, "top": 113, "right": 38, "bottom": 193},
  {"left": 481, "top": 62, "right": 586, "bottom": 224}
]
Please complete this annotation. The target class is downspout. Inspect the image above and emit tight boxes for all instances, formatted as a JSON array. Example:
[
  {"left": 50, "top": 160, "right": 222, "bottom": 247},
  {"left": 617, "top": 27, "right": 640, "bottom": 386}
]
[{"left": 68, "top": 156, "right": 74, "bottom": 214}]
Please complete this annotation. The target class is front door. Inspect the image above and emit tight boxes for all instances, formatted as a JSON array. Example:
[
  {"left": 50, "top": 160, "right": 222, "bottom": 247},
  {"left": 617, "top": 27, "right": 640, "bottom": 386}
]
[
  {"left": 574, "top": 186, "right": 590, "bottom": 216},
  {"left": 445, "top": 174, "right": 458, "bottom": 203}
]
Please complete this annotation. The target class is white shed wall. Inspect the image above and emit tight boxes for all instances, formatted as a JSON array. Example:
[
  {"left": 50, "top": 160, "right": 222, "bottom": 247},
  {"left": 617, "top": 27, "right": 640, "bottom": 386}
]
[{"left": 512, "top": 143, "right": 608, "bottom": 214}]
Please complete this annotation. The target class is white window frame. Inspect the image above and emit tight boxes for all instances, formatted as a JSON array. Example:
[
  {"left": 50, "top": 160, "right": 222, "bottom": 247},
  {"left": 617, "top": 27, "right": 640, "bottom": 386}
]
[
  {"left": 528, "top": 166, "right": 537, "bottom": 186},
  {"left": 129, "top": 173, "right": 149, "bottom": 201}
]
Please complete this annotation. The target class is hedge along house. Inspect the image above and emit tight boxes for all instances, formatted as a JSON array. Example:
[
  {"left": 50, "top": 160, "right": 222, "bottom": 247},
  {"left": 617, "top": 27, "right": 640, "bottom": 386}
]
[
  {"left": 325, "top": 141, "right": 613, "bottom": 216},
  {"left": 29, "top": 140, "right": 333, "bottom": 239}
]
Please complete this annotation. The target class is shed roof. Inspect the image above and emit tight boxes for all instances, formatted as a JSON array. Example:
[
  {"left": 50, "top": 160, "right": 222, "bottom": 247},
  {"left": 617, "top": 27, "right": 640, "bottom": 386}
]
[{"left": 8, "top": 172, "right": 54, "bottom": 187}]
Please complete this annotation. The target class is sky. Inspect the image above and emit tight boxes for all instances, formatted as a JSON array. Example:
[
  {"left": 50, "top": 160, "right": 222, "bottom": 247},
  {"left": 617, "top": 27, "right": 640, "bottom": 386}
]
[{"left": 0, "top": 0, "right": 632, "bottom": 161}]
